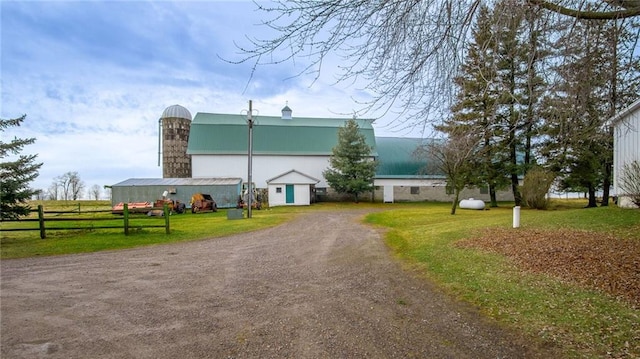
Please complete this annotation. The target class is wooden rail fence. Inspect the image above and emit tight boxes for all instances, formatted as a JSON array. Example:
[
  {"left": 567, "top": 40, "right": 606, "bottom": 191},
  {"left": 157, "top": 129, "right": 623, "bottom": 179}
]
[{"left": 0, "top": 204, "right": 170, "bottom": 239}]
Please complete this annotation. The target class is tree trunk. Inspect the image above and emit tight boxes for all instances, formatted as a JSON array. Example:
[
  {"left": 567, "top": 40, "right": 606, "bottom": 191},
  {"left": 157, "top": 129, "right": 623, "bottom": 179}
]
[
  {"left": 586, "top": 184, "right": 598, "bottom": 208},
  {"left": 489, "top": 184, "right": 498, "bottom": 207},
  {"left": 508, "top": 129, "right": 522, "bottom": 206},
  {"left": 451, "top": 191, "right": 460, "bottom": 215},
  {"left": 602, "top": 26, "right": 618, "bottom": 207},
  {"left": 511, "top": 173, "right": 522, "bottom": 206},
  {"left": 602, "top": 161, "right": 612, "bottom": 206}
]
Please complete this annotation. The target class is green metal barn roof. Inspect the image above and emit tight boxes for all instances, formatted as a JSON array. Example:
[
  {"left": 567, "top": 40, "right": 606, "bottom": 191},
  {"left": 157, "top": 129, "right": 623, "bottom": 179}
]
[
  {"left": 375, "top": 137, "right": 445, "bottom": 178},
  {"left": 187, "top": 113, "right": 377, "bottom": 156}
]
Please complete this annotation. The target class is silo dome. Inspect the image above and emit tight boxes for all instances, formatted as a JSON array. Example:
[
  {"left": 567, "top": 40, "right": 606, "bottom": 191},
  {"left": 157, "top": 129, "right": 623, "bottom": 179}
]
[{"left": 161, "top": 104, "right": 192, "bottom": 121}]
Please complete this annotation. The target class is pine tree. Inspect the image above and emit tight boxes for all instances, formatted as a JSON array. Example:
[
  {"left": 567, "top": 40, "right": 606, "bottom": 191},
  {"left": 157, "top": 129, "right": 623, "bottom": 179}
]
[
  {"left": 323, "top": 119, "right": 377, "bottom": 202},
  {"left": 438, "top": 5, "right": 504, "bottom": 207},
  {"left": 493, "top": 0, "right": 530, "bottom": 207},
  {"left": 541, "top": 15, "right": 639, "bottom": 207},
  {"left": 1, "top": 115, "right": 43, "bottom": 220},
  {"left": 442, "top": 1, "right": 550, "bottom": 207}
]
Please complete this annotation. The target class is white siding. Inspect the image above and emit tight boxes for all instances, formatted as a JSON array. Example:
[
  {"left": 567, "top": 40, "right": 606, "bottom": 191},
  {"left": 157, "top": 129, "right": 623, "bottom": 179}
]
[
  {"left": 613, "top": 101, "right": 640, "bottom": 208},
  {"left": 374, "top": 178, "right": 515, "bottom": 202},
  {"left": 268, "top": 185, "right": 286, "bottom": 206},
  {"left": 267, "top": 184, "right": 311, "bottom": 206},
  {"left": 192, "top": 155, "right": 331, "bottom": 188},
  {"left": 294, "top": 185, "right": 311, "bottom": 205}
]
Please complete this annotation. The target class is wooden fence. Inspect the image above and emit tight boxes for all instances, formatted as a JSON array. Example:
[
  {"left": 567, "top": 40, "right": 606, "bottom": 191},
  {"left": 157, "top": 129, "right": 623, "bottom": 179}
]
[{"left": 0, "top": 204, "right": 170, "bottom": 239}]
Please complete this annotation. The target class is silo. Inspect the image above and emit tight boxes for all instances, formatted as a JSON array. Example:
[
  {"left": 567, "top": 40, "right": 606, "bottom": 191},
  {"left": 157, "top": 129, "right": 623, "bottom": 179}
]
[{"left": 159, "top": 104, "right": 192, "bottom": 178}]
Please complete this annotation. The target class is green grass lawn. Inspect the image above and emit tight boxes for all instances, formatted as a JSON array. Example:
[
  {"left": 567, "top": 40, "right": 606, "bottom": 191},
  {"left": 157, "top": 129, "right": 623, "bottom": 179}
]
[{"left": 365, "top": 201, "right": 640, "bottom": 359}]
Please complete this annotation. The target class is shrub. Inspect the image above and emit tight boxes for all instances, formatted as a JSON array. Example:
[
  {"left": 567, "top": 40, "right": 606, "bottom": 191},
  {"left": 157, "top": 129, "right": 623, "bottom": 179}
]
[
  {"left": 618, "top": 160, "right": 640, "bottom": 207},
  {"left": 521, "top": 167, "right": 555, "bottom": 210}
]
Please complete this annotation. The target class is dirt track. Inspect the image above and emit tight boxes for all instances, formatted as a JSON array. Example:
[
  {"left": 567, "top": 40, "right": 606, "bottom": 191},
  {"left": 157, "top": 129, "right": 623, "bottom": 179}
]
[{"left": 1, "top": 210, "right": 558, "bottom": 358}]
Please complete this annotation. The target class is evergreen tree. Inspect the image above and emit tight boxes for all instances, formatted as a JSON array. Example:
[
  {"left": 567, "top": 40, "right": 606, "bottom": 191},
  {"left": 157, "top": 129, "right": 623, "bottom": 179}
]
[
  {"left": 323, "top": 119, "right": 377, "bottom": 202},
  {"left": 443, "top": 0, "right": 550, "bottom": 207},
  {"left": 493, "top": 0, "right": 529, "bottom": 207},
  {"left": 519, "top": 4, "right": 549, "bottom": 172},
  {"left": 540, "top": 15, "right": 639, "bottom": 207},
  {"left": 1, "top": 115, "right": 43, "bottom": 220},
  {"left": 438, "top": 4, "right": 509, "bottom": 207}
]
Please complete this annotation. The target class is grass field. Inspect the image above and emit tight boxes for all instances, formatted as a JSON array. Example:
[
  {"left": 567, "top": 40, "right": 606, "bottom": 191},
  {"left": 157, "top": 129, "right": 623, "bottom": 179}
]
[
  {"left": 364, "top": 200, "right": 640, "bottom": 359},
  {"left": 2, "top": 199, "right": 639, "bottom": 358}
]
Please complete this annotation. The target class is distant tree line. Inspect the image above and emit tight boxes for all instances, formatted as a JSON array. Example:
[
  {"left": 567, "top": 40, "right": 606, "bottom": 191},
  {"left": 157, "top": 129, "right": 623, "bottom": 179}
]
[{"left": 35, "top": 172, "right": 106, "bottom": 201}]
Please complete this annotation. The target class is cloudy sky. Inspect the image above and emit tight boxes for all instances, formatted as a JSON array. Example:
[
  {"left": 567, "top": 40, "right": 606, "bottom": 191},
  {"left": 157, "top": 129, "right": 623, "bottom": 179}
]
[{"left": 1, "top": 0, "right": 425, "bottom": 197}]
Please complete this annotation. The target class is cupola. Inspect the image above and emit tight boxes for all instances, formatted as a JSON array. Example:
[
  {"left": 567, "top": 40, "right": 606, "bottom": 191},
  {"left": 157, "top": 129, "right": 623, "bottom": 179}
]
[{"left": 281, "top": 103, "right": 292, "bottom": 120}]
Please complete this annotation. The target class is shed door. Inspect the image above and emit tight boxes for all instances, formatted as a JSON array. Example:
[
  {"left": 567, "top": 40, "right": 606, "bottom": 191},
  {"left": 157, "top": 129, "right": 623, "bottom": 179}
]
[
  {"left": 383, "top": 186, "right": 394, "bottom": 203},
  {"left": 285, "top": 185, "right": 295, "bottom": 204}
]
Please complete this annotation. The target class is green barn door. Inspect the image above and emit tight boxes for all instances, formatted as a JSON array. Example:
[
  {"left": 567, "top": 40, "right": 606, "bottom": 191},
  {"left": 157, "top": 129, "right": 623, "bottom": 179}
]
[{"left": 285, "top": 185, "right": 295, "bottom": 204}]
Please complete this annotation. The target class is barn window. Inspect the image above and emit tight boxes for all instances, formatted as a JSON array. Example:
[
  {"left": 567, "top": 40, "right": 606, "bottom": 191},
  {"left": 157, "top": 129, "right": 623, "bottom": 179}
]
[
  {"left": 276, "top": 187, "right": 282, "bottom": 193},
  {"left": 410, "top": 186, "right": 420, "bottom": 195},
  {"left": 480, "top": 185, "right": 488, "bottom": 194}
]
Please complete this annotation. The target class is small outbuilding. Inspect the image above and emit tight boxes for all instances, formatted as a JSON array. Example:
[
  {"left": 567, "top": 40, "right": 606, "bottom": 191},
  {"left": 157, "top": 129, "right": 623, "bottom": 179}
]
[
  {"left": 110, "top": 178, "right": 242, "bottom": 209},
  {"left": 266, "top": 170, "right": 320, "bottom": 207},
  {"left": 611, "top": 99, "right": 640, "bottom": 208}
]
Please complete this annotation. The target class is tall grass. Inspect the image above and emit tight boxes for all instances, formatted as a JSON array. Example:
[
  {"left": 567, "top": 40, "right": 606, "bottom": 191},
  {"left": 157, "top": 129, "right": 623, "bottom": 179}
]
[{"left": 365, "top": 202, "right": 640, "bottom": 358}]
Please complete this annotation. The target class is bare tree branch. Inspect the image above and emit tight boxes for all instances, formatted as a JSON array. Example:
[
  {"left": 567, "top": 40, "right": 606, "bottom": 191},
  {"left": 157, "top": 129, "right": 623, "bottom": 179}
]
[
  {"left": 528, "top": 0, "right": 640, "bottom": 19},
  {"left": 227, "top": 0, "right": 638, "bottom": 132}
]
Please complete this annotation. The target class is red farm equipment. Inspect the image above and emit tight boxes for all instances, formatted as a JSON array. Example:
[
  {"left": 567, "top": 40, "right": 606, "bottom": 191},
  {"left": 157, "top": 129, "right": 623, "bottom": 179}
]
[{"left": 190, "top": 193, "right": 217, "bottom": 213}]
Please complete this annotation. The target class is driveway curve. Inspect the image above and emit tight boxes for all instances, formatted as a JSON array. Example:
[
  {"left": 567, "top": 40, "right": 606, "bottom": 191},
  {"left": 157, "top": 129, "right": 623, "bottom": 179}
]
[{"left": 1, "top": 209, "right": 558, "bottom": 358}]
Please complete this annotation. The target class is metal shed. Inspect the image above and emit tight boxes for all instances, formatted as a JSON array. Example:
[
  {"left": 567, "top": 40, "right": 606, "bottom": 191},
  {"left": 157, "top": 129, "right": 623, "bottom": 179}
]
[{"left": 110, "top": 178, "right": 242, "bottom": 209}]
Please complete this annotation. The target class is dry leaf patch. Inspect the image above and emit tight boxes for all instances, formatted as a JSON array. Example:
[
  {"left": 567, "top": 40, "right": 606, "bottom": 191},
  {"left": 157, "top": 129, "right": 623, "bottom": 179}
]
[{"left": 456, "top": 227, "right": 640, "bottom": 308}]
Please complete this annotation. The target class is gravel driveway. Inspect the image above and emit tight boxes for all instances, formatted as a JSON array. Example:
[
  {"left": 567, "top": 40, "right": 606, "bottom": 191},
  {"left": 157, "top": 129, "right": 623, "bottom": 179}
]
[{"left": 1, "top": 209, "right": 558, "bottom": 358}]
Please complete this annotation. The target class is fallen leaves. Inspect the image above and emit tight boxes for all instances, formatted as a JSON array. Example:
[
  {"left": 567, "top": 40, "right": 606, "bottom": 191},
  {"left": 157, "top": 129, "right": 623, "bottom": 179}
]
[{"left": 456, "top": 227, "right": 640, "bottom": 308}]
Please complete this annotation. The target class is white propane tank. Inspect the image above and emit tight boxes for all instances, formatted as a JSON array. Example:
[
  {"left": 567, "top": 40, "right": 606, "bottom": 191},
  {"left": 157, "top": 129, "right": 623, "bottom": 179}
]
[{"left": 459, "top": 198, "right": 485, "bottom": 210}]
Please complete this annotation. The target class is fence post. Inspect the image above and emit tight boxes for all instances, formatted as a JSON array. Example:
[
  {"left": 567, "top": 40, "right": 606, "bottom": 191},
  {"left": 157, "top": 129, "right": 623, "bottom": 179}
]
[
  {"left": 124, "top": 203, "right": 129, "bottom": 235},
  {"left": 78, "top": 202, "right": 81, "bottom": 214},
  {"left": 164, "top": 203, "right": 170, "bottom": 234},
  {"left": 38, "top": 205, "right": 46, "bottom": 239}
]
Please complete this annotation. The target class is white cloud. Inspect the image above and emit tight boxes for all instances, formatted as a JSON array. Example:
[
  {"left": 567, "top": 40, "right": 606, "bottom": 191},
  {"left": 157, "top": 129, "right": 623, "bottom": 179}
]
[{"left": 1, "top": 1, "right": 427, "bottom": 198}]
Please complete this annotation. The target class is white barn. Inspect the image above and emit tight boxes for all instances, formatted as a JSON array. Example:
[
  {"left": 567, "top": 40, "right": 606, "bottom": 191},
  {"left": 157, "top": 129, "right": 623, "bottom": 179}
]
[
  {"left": 611, "top": 99, "right": 640, "bottom": 208},
  {"left": 184, "top": 105, "right": 516, "bottom": 206},
  {"left": 186, "top": 107, "right": 377, "bottom": 207}
]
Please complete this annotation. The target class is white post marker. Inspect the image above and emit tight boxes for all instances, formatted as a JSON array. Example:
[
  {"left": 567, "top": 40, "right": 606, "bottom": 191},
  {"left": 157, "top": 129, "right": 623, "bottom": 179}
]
[{"left": 513, "top": 206, "right": 521, "bottom": 228}]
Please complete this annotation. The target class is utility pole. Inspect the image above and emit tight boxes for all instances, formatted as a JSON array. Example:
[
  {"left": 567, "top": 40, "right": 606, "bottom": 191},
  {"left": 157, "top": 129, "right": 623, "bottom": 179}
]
[{"left": 247, "top": 100, "right": 254, "bottom": 219}]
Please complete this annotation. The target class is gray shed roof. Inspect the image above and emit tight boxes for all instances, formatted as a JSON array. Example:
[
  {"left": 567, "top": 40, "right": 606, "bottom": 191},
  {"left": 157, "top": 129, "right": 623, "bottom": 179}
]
[{"left": 112, "top": 178, "right": 242, "bottom": 186}]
